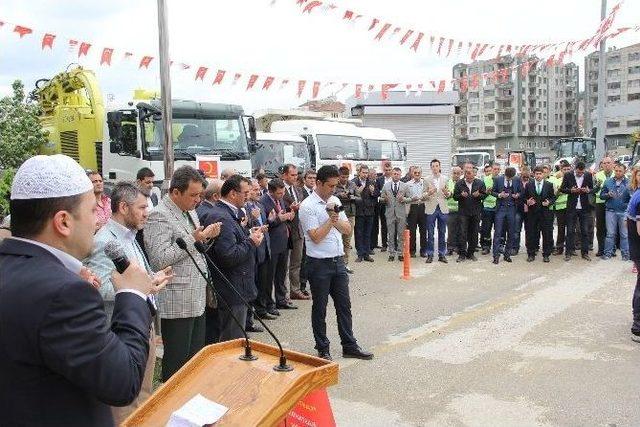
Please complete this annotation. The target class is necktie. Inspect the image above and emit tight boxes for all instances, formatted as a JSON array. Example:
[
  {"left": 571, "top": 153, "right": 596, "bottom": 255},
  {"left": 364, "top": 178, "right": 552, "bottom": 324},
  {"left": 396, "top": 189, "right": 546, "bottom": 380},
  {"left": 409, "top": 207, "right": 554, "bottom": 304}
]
[
  {"left": 275, "top": 199, "right": 282, "bottom": 213},
  {"left": 393, "top": 182, "right": 398, "bottom": 196},
  {"left": 184, "top": 212, "right": 195, "bottom": 229},
  {"left": 289, "top": 186, "right": 297, "bottom": 203},
  {"left": 536, "top": 182, "right": 541, "bottom": 195}
]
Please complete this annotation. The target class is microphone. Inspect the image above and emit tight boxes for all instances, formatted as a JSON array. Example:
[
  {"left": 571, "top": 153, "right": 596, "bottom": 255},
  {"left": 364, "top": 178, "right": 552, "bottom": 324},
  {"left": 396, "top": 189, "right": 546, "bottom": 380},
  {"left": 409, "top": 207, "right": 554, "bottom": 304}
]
[
  {"left": 175, "top": 237, "right": 257, "bottom": 362},
  {"left": 104, "top": 241, "right": 156, "bottom": 316},
  {"left": 193, "top": 240, "right": 293, "bottom": 372}
]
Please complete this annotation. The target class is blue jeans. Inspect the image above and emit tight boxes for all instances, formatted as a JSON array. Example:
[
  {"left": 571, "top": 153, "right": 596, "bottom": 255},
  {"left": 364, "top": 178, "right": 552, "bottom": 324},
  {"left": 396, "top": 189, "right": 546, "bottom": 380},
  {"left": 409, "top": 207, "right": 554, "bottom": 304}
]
[
  {"left": 306, "top": 257, "right": 358, "bottom": 352},
  {"left": 426, "top": 206, "right": 447, "bottom": 256},
  {"left": 354, "top": 215, "right": 374, "bottom": 258},
  {"left": 605, "top": 210, "right": 629, "bottom": 257},
  {"left": 493, "top": 207, "right": 516, "bottom": 257}
]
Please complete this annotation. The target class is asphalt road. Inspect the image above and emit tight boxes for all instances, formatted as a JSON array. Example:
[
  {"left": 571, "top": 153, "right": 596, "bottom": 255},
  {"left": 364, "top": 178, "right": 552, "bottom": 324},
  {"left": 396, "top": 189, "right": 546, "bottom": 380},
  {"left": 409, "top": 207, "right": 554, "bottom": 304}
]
[{"left": 260, "top": 248, "right": 640, "bottom": 427}]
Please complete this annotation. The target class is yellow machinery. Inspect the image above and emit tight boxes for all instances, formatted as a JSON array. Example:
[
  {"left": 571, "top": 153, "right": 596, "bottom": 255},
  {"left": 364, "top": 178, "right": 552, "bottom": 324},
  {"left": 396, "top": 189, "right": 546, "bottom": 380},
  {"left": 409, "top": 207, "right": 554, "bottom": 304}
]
[{"left": 31, "top": 66, "right": 104, "bottom": 171}]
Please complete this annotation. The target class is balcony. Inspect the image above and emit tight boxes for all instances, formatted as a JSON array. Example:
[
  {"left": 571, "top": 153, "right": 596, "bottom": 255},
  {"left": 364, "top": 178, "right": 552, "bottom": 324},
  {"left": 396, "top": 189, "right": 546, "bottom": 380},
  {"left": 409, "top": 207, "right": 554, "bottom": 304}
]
[
  {"left": 528, "top": 80, "right": 539, "bottom": 87},
  {"left": 496, "top": 94, "right": 514, "bottom": 101},
  {"left": 497, "top": 131, "right": 514, "bottom": 137},
  {"left": 495, "top": 106, "right": 514, "bottom": 113},
  {"left": 497, "top": 119, "right": 513, "bottom": 125},
  {"left": 497, "top": 81, "right": 514, "bottom": 89}
]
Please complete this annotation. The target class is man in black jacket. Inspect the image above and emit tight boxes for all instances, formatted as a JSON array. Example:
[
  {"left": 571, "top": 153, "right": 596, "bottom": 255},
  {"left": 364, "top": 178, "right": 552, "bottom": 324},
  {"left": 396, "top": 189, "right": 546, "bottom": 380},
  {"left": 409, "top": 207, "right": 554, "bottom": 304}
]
[
  {"left": 560, "top": 161, "right": 594, "bottom": 261},
  {"left": 0, "top": 154, "right": 161, "bottom": 427},
  {"left": 352, "top": 164, "right": 380, "bottom": 262},
  {"left": 524, "top": 166, "right": 556, "bottom": 262},
  {"left": 206, "top": 175, "right": 264, "bottom": 341},
  {"left": 453, "top": 162, "right": 486, "bottom": 262}
]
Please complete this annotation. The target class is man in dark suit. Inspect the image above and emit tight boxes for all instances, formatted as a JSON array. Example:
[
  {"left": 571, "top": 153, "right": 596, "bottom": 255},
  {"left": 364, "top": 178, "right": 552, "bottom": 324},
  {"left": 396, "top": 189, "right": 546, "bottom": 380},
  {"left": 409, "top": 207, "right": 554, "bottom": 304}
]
[
  {"left": 0, "top": 154, "right": 161, "bottom": 427},
  {"left": 282, "top": 164, "right": 311, "bottom": 301},
  {"left": 259, "top": 178, "right": 297, "bottom": 315},
  {"left": 206, "top": 175, "right": 264, "bottom": 341},
  {"left": 374, "top": 162, "right": 393, "bottom": 252},
  {"left": 490, "top": 167, "right": 523, "bottom": 264},
  {"left": 560, "top": 161, "right": 594, "bottom": 261},
  {"left": 524, "top": 166, "right": 556, "bottom": 262},
  {"left": 453, "top": 162, "right": 487, "bottom": 262},
  {"left": 353, "top": 164, "right": 380, "bottom": 262}
]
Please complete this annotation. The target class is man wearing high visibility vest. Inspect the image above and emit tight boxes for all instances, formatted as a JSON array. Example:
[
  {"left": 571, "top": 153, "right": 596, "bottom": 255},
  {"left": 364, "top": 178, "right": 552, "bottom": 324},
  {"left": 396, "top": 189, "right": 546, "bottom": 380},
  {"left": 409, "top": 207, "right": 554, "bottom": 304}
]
[
  {"left": 446, "top": 166, "right": 463, "bottom": 257},
  {"left": 594, "top": 157, "right": 615, "bottom": 257},
  {"left": 481, "top": 162, "right": 501, "bottom": 255},
  {"left": 549, "top": 161, "right": 572, "bottom": 255}
]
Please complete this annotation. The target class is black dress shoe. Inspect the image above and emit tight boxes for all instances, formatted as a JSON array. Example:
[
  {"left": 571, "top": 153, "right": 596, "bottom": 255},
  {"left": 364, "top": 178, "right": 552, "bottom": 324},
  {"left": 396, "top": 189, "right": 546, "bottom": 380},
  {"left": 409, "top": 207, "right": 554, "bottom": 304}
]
[
  {"left": 543, "top": 256, "right": 550, "bottom": 263},
  {"left": 492, "top": 256, "right": 499, "bottom": 264},
  {"left": 410, "top": 253, "right": 417, "bottom": 258},
  {"left": 342, "top": 347, "right": 374, "bottom": 360},
  {"left": 420, "top": 253, "right": 428, "bottom": 258},
  {"left": 582, "top": 254, "right": 591, "bottom": 261},
  {"left": 364, "top": 255, "right": 375, "bottom": 262},
  {"left": 596, "top": 251, "right": 604, "bottom": 257},
  {"left": 447, "top": 249, "right": 454, "bottom": 256},
  {"left": 246, "top": 325, "right": 264, "bottom": 333},
  {"left": 398, "top": 255, "right": 404, "bottom": 262},
  {"left": 425, "top": 255, "right": 433, "bottom": 264},
  {"left": 527, "top": 255, "right": 535, "bottom": 262},
  {"left": 564, "top": 254, "right": 571, "bottom": 262},
  {"left": 456, "top": 255, "right": 466, "bottom": 263},
  {"left": 438, "top": 255, "right": 448, "bottom": 264},
  {"left": 468, "top": 255, "right": 478, "bottom": 261},
  {"left": 301, "top": 289, "right": 311, "bottom": 297},
  {"left": 267, "top": 309, "right": 281, "bottom": 316},
  {"left": 504, "top": 256, "right": 512, "bottom": 263},
  {"left": 257, "top": 312, "right": 277, "bottom": 320},
  {"left": 318, "top": 350, "right": 332, "bottom": 361},
  {"left": 567, "top": 251, "right": 577, "bottom": 257},
  {"left": 276, "top": 302, "right": 298, "bottom": 310},
  {"left": 388, "top": 256, "right": 395, "bottom": 262},
  {"left": 368, "top": 250, "right": 375, "bottom": 256},
  {"left": 381, "top": 247, "right": 387, "bottom": 252},
  {"left": 481, "top": 248, "right": 490, "bottom": 255},
  {"left": 355, "top": 257, "right": 363, "bottom": 263},
  {"left": 346, "top": 267, "right": 354, "bottom": 274}
]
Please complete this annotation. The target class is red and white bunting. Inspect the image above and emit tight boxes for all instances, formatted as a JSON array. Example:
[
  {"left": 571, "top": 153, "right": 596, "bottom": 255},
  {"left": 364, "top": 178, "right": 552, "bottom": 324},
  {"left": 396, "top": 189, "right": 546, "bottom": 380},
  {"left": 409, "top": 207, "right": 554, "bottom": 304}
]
[
  {"left": 297, "top": 80, "right": 307, "bottom": 97},
  {"left": 100, "top": 48, "right": 114, "bottom": 66},
  {"left": 13, "top": 25, "right": 32, "bottom": 38},
  {"left": 312, "top": 81, "right": 321, "bottom": 98},
  {"left": 139, "top": 56, "right": 153, "bottom": 69},
  {"left": 78, "top": 42, "right": 91, "bottom": 58},
  {"left": 246, "top": 74, "right": 259, "bottom": 90},
  {"left": 212, "top": 70, "right": 226, "bottom": 85},
  {"left": 41, "top": 33, "right": 55, "bottom": 50},
  {"left": 262, "top": 76, "right": 275, "bottom": 90},
  {"left": 195, "top": 66, "right": 208, "bottom": 81}
]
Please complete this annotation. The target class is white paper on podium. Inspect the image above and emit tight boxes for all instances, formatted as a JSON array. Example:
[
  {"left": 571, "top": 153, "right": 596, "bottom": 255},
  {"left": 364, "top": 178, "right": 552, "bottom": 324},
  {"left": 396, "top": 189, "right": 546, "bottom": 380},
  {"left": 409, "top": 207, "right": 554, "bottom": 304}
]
[{"left": 166, "top": 394, "right": 228, "bottom": 427}]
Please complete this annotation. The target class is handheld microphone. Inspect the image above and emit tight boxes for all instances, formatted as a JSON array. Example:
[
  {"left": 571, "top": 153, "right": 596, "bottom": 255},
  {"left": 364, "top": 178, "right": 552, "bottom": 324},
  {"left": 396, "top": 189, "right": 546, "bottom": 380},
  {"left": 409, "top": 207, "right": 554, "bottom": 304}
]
[
  {"left": 193, "top": 240, "right": 293, "bottom": 372},
  {"left": 175, "top": 237, "right": 257, "bottom": 362},
  {"left": 104, "top": 241, "right": 156, "bottom": 316}
]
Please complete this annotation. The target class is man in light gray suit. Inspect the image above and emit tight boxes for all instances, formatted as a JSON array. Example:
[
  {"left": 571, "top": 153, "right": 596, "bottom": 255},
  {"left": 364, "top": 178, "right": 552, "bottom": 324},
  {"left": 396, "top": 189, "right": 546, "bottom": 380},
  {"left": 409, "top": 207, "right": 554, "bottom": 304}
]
[
  {"left": 424, "top": 159, "right": 450, "bottom": 263},
  {"left": 84, "top": 182, "right": 173, "bottom": 424},
  {"left": 144, "top": 166, "right": 221, "bottom": 382},
  {"left": 381, "top": 167, "right": 408, "bottom": 262}
]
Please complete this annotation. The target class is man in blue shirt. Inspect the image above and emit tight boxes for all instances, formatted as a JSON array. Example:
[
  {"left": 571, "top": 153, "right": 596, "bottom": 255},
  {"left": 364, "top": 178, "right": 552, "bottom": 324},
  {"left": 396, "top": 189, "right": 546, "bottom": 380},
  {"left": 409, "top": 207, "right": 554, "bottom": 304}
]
[{"left": 600, "top": 162, "right": 631, "bottom": 260}]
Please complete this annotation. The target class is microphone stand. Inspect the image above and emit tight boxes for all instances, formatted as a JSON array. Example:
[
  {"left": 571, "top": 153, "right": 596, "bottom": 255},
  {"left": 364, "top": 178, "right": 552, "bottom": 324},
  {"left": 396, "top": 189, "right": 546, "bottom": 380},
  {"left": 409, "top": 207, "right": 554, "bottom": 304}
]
[
  {"left": 175, "top": 238, "right": 257, "bottom": 362},
  {"left": 194, "top": 241, "right": 293, "bottom": 372}
]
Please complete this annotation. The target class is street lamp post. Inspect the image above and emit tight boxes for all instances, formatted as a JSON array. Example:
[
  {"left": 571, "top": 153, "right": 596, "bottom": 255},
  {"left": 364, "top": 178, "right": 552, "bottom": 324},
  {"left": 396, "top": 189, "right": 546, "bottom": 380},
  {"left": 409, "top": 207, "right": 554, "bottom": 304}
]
[
  {"left": 157, "top": 0, "right": 174, "bottom": 194},
  {"left": 595, "top": 0, "right": 608, "bottom": 161}
]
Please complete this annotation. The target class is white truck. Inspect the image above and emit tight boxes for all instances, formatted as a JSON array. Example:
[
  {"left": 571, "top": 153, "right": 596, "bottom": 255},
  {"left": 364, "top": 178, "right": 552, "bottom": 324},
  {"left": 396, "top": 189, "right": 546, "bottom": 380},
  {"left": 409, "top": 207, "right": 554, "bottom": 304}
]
[
  {"left": 354, "top": 126, "right": 406, "bottom": 174},
  {"left": 252, "top": 131, "right": 311, "bottom": 177}
]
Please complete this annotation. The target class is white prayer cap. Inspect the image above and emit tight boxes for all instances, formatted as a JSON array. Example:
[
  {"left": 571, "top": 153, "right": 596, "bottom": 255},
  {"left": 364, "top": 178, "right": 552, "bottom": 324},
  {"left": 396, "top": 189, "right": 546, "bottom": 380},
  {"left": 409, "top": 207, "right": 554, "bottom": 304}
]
[{"left": 11, "top": 154, "right": 94, "bottom": 200}]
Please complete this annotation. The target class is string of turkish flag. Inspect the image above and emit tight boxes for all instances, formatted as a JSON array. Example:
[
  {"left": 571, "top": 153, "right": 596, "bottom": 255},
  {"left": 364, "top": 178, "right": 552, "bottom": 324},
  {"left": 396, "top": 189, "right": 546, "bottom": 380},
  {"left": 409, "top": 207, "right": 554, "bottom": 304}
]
[
  {"left": 1, "top": 13, "right": 638, "bottom": 101},
  {"left": 283, "top": 0, "right": 632, "bottom": 62}
]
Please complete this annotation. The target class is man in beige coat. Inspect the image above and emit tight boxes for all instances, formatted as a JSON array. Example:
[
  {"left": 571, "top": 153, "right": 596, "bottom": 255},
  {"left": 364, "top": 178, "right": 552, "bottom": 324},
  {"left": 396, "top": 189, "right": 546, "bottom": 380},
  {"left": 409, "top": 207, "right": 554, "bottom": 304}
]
[{"left": 424, "top": 159, "right": 450, "bottom": 263}]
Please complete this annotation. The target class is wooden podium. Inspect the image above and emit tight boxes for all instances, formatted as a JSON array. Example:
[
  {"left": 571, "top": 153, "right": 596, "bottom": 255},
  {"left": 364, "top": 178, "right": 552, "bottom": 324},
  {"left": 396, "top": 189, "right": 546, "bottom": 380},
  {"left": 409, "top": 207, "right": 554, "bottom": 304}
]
[{"left": 122, "top": 339, "right": 339, "bottom": 427}]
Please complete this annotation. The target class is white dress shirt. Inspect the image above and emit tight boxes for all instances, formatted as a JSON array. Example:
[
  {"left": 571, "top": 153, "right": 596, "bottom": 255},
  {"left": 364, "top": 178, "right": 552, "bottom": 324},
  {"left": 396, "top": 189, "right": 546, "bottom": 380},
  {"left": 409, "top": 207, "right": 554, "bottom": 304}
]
[
  {"left": 575, "top": 173, "right": 584, "bottom": 210},
  {"left": 299, "top": 192, "right": 348, "bottom": 258}
]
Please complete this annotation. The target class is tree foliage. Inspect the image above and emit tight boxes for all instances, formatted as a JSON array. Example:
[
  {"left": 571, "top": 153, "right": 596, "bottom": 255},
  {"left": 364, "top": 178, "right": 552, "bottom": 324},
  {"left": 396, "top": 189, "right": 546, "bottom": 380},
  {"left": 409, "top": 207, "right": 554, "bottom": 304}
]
[{"left": 0, "top": 80, "right": 46, "bottom": 215}]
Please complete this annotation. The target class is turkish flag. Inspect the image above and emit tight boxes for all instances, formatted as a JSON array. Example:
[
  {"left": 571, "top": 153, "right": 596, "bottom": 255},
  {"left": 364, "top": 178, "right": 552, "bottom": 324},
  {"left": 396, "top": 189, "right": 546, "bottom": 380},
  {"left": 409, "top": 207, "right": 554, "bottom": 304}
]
[
  {"left": 446, "top": 39, "right": 454, "bottom": 57},
  {"left": 399, "top": 30, "right": 414, "bottom": 45},
  {"left": 263, "top": 76, "right": 275, "bottom": 90},
  {"left": 297, "top": 80, "right": 306, "bottom": 97},
  {"left": 195, "top": 66, "right": 208, "bottom": 81},
  {"left": 381, "top": 83, "right": 398, "bottom": 100},
  {"left": 13, "top": 25, "right": 32, "bottom": 38},
  {"left": 375, "top": 23, "right": 391, "bottom": 40},
  {"left": 302, "top": 0, "right": 323, "bottom": 13},
  {"left": 410, "top": 32, "right": 424, "bottom": 52},
  {"left": 198, "top": 160, "right": 219, "bottom": 179},
  {"left": 343, "top": 10, "right": 353, "bottom": 20},
  {"left": 368, "top": 18, "right": 379, "bottom": 31},
  {"left": 212, "top": 70, "right": 226, "bottom": 85},
  {"left": 100, "top": 48, "right": 114, "bottom": 66},
  {"left": 139, "top": 56, "right": 153, "bottom": 69},
  {"left": 233, "top": 73, "right": 242, "bottom": 85},
  {"left": 312, "top": 81, "right": 321, "bottom": 98},
  {"left": 41, "top": 33, "right": 55, "bottom": 50},
  {"left": 355, "top": 84, "right": 363, "bottom": 99},
  {"left": 246, "top": 74, "right": 259, "bottom": 90},
  {"left": 279, "top": 389, "right": 336, "bottom": 427},
  {"left": 436, "top": 37, "right": 445, "bottom": 55},
  {"left": 460, "top": 77, "right": 468, "bottom": 93},
  {"left": 78, "top": 42, "right": 91, "bottom": 58}
]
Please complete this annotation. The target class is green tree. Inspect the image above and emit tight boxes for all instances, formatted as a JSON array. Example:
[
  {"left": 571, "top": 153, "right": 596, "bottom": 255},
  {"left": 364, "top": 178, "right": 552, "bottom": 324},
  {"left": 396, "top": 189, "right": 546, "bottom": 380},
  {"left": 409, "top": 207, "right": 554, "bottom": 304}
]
[{"left": 0, "top": 80, "right": 47, "bottom": 215}]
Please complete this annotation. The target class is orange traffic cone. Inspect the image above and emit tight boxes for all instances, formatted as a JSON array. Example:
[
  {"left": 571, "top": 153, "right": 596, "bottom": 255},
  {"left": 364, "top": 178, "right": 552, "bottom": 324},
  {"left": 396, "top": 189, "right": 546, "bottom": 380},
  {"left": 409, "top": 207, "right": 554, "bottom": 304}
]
[{"left": 401, "top": 229, "right": 411, "bottom": 280}]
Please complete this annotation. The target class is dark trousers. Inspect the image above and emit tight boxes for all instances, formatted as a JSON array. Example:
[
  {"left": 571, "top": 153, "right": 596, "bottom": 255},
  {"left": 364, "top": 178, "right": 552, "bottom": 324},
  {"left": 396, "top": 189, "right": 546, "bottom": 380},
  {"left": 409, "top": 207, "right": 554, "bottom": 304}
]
[
  {"left": 371, "top": 204, "right": 380, "bottom": 249},
  {"left": 205, "top": 306, "right": 220, "bottom": 345},
  {"left": 270, "top": 250, "right": 289, "bottom": 305},
  {"left": 526, "top": 210, "right": 554, "bottom": 257},
  {"left": 459, "top": 213, "right": 480, "bottom": 257},
  {"left": 596, "top": 203, "right": 607, "bottom": 253},
  {"left": 217, "top": 304, "right": 248, "bottom": 342},
  {"left": 480, "top": 208, "right": 496, "bottom": 249},
  {"left": 256, "top": 260, "right": 274, "bottom": 314},
  {"left": 407, "top": 203, "right": 427, "bottom": 255},
  {"left": 306, "top": 257, "right": 358, "bottom": 352},
  {"left": 355, "top": 215, "right": 374, "bottom": 258},
  {"left": 566, "top": 208, "right": 590, "bottom": 254},
  {"left": 447, "top": 211, "right": 461, "bottom": 253},
  {"left": 633, "top": 272, "right": 640, "bottom": 335},
  {"left": 300, "top": 241, "right": 308, "bottom": 291},
  {"left": 493, "top": 207, "right": 516, "bottom": 257},
  {"left": 426, "top": 206, "right": 447, "bottom": 256},
  {"left": 555, "top": 209, "right": 567, "bottom": 251},
  {"left": 161, "top": 314, "right": 206, "bottom": 381},
  {"left": 376, "top": 203, "right": 388, "bottom": 248}
]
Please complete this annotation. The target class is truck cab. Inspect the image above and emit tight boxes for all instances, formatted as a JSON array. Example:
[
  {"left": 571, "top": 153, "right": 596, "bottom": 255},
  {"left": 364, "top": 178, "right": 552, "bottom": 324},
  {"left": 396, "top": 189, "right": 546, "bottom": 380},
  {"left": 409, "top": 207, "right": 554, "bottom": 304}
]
[
  {"left": 252, "top": 132, "right": 311, "bottom": 178},
  {"left": 552, "top": 137, "right": 597, "bottom": 172},
  {"left": 106, "top": 100, "right": 256, "bottom": 182},
  {"left": 355, "top": 127, "right": 406, "bottom": 174}
]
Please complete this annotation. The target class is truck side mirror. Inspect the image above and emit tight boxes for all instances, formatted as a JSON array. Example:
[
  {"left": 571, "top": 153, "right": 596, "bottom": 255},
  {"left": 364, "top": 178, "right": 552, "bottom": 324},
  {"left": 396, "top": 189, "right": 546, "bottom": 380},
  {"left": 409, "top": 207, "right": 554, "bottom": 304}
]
[
  {"left": 107, "top": 111, "right": 123, "bottom": 153},
  {"left": 403, "top": 146, "right": 407, "bottom": 157}
]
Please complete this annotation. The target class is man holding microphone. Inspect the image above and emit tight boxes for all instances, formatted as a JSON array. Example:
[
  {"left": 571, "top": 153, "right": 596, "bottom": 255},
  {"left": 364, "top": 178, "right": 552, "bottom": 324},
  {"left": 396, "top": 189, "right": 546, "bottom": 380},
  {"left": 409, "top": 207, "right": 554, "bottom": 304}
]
[{"left": 299, "top": 165, "right": 373, "bottom": 361}]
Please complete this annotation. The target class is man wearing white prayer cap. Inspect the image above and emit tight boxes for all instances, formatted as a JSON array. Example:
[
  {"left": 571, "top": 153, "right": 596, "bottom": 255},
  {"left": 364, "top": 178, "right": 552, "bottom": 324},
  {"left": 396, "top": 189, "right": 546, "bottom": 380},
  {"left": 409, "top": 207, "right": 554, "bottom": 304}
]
[{"left": 0, "top": 154, "right": 170, "bottom": 427}]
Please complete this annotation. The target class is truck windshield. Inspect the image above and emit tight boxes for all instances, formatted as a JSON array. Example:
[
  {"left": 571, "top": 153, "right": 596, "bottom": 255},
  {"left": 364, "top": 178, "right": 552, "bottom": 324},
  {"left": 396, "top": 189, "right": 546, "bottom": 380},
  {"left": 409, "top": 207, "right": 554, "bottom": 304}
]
[
  {"left": 145, "top": 117, "right": 249, "bottom": 159},
  {"left": 557, "top": 140, "right": 595, "bottom": 162},
  {"left": 253, "top": 140, "right": 311, "bottom": 177},
  {"left": 316, "top": 134, "right": 366, "bottom": 160},
  {"left": 365, "top": 139, "right": 403, "bottom": 161},
  {"left": 452, "top": 153, "right": 486, "bottom": 167}
]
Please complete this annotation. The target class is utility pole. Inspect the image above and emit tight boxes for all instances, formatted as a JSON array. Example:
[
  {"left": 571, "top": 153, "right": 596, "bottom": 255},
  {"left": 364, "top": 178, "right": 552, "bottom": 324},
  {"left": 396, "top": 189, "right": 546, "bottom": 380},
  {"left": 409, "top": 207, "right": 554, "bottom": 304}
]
[
  {"left": 157, "top": 0, "right": 174, "bottom": 193},
  {"left": 595, "top": 0, "right": 608, "bottom": 161}
]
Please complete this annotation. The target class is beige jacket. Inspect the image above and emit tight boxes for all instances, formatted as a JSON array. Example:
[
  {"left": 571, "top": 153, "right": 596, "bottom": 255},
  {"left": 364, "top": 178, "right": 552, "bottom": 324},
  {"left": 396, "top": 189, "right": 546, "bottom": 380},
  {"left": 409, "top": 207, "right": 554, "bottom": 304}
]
[{"left": 423, "top": 174, "right": 450, "bottom": 214}]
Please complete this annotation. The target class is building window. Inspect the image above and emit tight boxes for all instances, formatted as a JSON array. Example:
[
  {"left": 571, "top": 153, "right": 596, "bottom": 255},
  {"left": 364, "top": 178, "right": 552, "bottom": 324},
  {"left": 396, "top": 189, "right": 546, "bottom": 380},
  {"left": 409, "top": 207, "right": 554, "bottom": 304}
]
[
  {"left": 628, "top": 120, "right": 640, "bottom": 127},
  {"left": 469, "top": 92, "right": 479, "bottom": 99},
  {"left": 608, "top": 82, "right": 622, "bottom": 89},
  {"left": 555, "top": 114, "right": 558, "bottom": 120},
  {"left": 484, "top": 90, "right": 495, "bottom": 97},
  {"left": 608, "top": 69, "right": 621, "bottom": 78},
  {"left": 609, "top": 55, "right": 621, "bottom": 64},
  {"left": 484, "top": 126, "right": 495, "bottom": 133},
  {"left": 469, "top": 127, "right": 479, "bottom": 135},
  {"left": 469, "top": 115, "right": 479, "bottom": 122},
  {"left": 538, "top": 113, "right": 542, "bottom": 119},
  {"left": 629, "top": 93, "right": 640, "bottom": 101},
  {"left": 629, "top": 66, "right": 640, "bottom": 75},
  {"left": 629, "top": 79, "right": 640, "bottom": 88},
  {"left": 607, "top": 121, "right": 620, "bottom": 128},
  {"left": 543, "top": 101, "right": 547, "bottom": 107},
  {"left": 522, "top": 125, "right": 526, "bottom": 132},
  {"left": 485, "top": 114, "right": 495, "bottom": 121},
  {"left": 484, "top": 101, "right": 495, "bottom": 109},
  {"left": 608, "top": 95, "right": 621, "bottom": 102},
  {"left": 628, "top": 52, "right": 640, "bottom": 62}
]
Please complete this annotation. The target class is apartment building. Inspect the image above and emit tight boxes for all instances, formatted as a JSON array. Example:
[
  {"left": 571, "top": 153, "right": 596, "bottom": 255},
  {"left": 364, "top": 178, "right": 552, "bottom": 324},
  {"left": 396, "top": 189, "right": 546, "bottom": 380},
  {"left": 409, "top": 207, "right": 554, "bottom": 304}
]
[
  {"left": 584, "top": 43, "right": 640, "bottom": 147},
  {"left": 452, "top": 55, "right": 579, "bottom": 157}
]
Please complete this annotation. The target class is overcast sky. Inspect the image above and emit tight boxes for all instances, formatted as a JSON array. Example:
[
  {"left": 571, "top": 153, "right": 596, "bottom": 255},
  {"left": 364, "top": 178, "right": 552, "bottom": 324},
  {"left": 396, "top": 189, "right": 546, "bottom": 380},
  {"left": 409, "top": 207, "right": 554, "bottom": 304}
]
[{"left": 1, "top": 0, "right": 639, "bottom": 113}]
